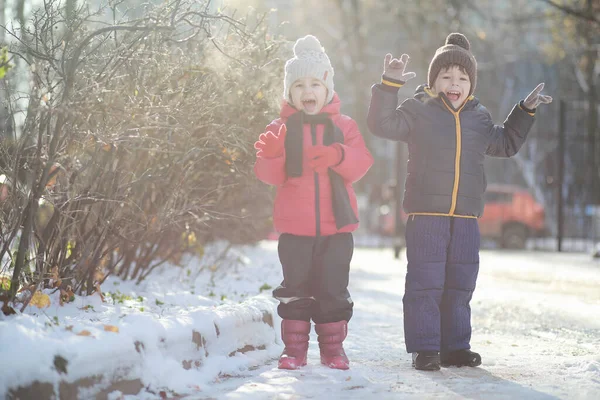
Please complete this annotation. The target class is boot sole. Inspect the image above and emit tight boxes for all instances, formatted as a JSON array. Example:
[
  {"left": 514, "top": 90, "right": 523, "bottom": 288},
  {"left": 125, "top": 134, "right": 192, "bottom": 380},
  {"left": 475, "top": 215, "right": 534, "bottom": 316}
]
[
  {"left": 412, "top": 361, "right": 441, "bottom": 371},
  {"left": 440, "top": 353, "right": 482, "bottom": 368},
  {"left": 278, "top": 359, "right": 307, "bottom": 370},
  {"left": 441, "top": 360, "right": 481, "bottom": 368},
  {"left": 322, "top": 361, "right": 350, "bottom": 370},
  {"left": 278, "top": 362, "right": 307, "bottom": 370}
]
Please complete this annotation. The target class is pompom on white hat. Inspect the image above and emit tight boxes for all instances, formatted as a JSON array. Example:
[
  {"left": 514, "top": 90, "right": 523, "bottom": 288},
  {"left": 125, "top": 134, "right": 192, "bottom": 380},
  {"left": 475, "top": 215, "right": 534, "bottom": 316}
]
[{"left": 283, "top": 35, "right": 335, "bottom": 105}]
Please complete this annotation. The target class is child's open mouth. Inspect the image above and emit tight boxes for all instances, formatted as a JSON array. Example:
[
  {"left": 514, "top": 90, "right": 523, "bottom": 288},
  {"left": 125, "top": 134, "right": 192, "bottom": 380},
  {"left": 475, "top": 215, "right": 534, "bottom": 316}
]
[
  {"left": 446, "top": 91, "right": 461, "bottom": 102},
  {"left": 302, "top": 99, "right": 317, "bottom": 113}
]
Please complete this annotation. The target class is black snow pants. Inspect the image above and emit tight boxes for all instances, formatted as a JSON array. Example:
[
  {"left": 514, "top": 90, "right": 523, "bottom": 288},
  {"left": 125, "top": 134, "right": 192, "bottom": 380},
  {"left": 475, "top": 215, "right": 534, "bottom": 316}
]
[{"left": 273, "top": 232, "right": 354, "bottom": 324}]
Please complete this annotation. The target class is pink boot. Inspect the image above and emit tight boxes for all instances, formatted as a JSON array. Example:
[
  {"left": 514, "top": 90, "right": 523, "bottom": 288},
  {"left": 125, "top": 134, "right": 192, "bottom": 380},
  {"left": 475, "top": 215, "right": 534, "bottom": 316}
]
[
  {"left": 315, "top": 320, "right": 350, "bottom": 370},
  {"left": 278, "top": 320, "right": 310, "bottom": 370}
]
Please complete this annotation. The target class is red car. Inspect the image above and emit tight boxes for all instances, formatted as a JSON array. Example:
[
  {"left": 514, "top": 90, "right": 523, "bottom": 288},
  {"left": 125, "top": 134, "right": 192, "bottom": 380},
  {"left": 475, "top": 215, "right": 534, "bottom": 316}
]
[
  {"left": 383, "top": 184, "right": 546, "bottom": 252},
  {"left": 479, "top": 184, "right": 546, "bottom": 249}
]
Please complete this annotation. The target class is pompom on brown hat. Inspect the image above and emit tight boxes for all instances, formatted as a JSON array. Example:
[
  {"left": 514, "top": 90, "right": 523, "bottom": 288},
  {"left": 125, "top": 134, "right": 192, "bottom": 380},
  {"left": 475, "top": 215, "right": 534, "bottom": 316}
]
[{"left": 427, "top": 33, "right": 477, "bottom": 96}]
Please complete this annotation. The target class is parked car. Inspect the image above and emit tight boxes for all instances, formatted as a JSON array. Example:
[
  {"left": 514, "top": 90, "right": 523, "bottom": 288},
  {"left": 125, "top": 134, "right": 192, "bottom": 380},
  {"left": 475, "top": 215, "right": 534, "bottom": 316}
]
[
  {"left": 382, "top": 184, "right": 547, "bottom": 252},
  {"left": 479, "top": 184, "right": 547, "bottom": 249}
]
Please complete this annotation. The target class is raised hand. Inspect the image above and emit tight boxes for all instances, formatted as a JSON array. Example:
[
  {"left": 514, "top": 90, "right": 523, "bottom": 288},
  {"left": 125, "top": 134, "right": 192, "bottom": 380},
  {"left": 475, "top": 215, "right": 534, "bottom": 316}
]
[
  {"left": 523, "top": 83, "right": 553, "bottom": 110},
  {"left": 383, "top": 53, "right": 417, "bottom": 83},
  {"left": 254, "top": 124, "right": 287, "bottom": 159}
]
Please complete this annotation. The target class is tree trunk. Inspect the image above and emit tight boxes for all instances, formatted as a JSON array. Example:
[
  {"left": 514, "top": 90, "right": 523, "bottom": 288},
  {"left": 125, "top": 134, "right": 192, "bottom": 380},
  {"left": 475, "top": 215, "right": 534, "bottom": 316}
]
[
  {"left": 585, "top": 0, "right": 598, "bottom": 203},
  {"left": 66, "top": 0, "right": 77, "bottom": 23},
  {"left": 0, "top": 0, "right": 5, "bottom": 43},
  {"left": 15, "top": 0, "right": 25, "bottom": 29}
]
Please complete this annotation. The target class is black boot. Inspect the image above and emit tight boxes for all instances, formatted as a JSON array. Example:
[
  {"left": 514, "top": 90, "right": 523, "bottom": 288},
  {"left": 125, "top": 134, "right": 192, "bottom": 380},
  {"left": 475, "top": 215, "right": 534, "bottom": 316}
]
[
  {"left": 412, "top": 351, "right": 441, "bottom": 371},
  {"left": 441, "top": 349, "right": 481, "bottom": 367}
]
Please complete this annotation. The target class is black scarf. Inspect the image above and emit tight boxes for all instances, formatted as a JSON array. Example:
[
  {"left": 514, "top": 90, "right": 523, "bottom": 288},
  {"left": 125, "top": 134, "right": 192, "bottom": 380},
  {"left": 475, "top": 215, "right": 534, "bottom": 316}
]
[{"left": 284, "top": 112, "right": 359, "bottom": 230}]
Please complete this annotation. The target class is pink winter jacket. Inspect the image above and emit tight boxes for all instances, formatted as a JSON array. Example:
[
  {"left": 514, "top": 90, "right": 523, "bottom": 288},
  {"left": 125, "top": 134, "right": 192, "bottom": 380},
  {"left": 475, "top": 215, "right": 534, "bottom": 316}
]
[{"left": 254, "top": 94, "right": 373, "bottom": 236}]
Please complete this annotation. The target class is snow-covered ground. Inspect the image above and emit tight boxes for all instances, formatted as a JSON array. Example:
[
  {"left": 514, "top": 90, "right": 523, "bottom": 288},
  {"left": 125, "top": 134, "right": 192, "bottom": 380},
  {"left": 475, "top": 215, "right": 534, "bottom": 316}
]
[
  {"left": 1, "top": 241, "right": 600, "bottom": 399},
  {"left": 198, "top": 245, "right": 600, "bottom": 400},
  {"left": 0, "top": 242, "right": 284, "bottom": 398}
]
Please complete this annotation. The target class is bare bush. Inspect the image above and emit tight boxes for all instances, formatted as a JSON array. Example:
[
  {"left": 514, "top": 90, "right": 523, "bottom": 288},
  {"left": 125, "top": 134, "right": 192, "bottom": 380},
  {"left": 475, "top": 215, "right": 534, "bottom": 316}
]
[{"left": 0, "top": 0, "right": 282, "bottom": 303}]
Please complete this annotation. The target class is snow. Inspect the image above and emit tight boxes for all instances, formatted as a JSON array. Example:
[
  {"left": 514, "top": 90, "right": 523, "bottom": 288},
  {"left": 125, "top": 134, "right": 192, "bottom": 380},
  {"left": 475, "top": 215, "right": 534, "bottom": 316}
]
[{"left": 1, "top": 240, "right": 599, "bottom": 399}]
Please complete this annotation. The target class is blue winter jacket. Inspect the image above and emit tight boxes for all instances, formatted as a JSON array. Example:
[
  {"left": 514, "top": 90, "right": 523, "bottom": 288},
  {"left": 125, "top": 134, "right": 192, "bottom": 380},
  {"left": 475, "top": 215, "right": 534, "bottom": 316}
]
[{"left": 367, "top": 84, "right": 535, "bottom": 218}]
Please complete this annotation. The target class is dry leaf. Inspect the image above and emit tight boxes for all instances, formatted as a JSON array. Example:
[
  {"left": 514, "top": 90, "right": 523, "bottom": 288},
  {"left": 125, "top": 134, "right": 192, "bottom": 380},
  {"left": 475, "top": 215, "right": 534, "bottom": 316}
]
[
  {"left": 65, "top": 325, "right": 73, "bottom": 331},
  {"left": 50, "top": 266, "right": 61, "bottom": 288},
  {"left": 77, "top": 330, "right": 94, "bottom": 337},
  {"left": 30, "top": 292, "right": 51, "bottom": 308},
  {"left": 46, "top": 164, "right": 63, "bottom": 188},
  {"left": 1, "top": 294, "right": 16, "bottom": 316},
  {"left": 59, "top": 286, "right": 75, "bottom": 306},
  {"left": 103, "top": 325, "right": 119, "bottom": 333},
  {"left": 94, "top": 283, "right": 105, "bottom": 302},
  {"left": 94, "top": 268, "right": 105, "bottom": 282},
  {"left": 102, "top": 143, "right": 116, "bottom": 152},
  {"left": 0, "top": 276, "right": 10, "bottom": 290}
]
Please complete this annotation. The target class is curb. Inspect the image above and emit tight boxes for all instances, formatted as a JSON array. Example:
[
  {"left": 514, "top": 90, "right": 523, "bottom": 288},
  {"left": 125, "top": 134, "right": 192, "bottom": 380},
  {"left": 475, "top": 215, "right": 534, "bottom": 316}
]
[{"left": 6, "top": 296, "right": 278, "bottom": 400}]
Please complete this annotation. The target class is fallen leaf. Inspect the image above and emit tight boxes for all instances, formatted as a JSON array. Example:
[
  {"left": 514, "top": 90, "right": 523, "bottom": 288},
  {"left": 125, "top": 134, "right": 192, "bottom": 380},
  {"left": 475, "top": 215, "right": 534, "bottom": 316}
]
[
  {"left": 59, "top": 286, "right": 75, "bottom": 306},
  {"left": 103, "top": 325, "right": 119, "bottom": 333},
  {"left": 1, "top": 302, "right": 16, "bottom": 316},
  {"left": 30, "top": 292, "right": 51, "bottom": 308},
  {"left": 1, "top": 294, "right": 16, "bottom": 316},
  {"left": 77, "top": 330, "right": 94, "bottom": 337},
  {"left": 65, "top": 325, "right": 73, "bottom": 331}
]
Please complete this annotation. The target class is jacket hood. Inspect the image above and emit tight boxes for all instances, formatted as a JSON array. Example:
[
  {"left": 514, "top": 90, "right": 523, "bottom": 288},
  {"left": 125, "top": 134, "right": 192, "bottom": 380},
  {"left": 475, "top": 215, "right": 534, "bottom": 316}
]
[{"left": 280, "top": 93, "right": 341, "bottom": 120}]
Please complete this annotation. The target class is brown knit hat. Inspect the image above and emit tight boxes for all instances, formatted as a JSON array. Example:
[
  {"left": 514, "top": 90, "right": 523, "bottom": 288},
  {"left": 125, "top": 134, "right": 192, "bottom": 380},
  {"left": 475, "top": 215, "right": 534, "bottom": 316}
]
[{"left": 427, "top": 33, "right": 477, "bottom": 96}]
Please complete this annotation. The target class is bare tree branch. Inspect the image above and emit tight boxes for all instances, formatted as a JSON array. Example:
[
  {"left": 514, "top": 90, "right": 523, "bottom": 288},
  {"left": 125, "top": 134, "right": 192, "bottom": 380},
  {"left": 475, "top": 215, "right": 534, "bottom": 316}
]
[{"left": 538, "top": 0, "right": 600, "bottom": 25}]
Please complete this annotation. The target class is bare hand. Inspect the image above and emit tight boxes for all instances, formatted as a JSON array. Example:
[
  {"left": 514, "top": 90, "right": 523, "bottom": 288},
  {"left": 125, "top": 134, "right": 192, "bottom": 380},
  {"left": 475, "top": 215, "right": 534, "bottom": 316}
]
[
  {"left": 383, "top": 53, "right": 416, "bottom": 83},
  {"left": 524, "top": 83, "right": 553, "bottom": 110}
]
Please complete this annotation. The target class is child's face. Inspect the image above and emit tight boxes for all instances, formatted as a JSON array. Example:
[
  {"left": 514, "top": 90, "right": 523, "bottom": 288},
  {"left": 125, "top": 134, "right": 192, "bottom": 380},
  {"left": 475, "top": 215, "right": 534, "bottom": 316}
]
[
  {"left": 289, "top": 77, "right": 328, "bottom": 115},
  {"left": 431, "top": 65, "right": 471, "bottom": 108}
]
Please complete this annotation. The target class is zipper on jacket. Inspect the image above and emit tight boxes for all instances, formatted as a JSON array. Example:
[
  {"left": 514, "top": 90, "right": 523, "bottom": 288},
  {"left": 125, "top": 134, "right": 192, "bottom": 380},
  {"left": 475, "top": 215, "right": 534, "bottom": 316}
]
[
  {"left": 311, "top": 124, "right": 321, "bottom": 237},
  {"left": 441, "top": 98, "right": 468, "bottom": 216}
]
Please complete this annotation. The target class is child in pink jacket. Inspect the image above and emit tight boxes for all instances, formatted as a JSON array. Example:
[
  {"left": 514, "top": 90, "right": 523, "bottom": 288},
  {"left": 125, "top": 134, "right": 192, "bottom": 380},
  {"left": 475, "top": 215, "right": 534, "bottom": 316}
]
[{"left": 254, "top": 35, "right": 373, "bottom": 370}]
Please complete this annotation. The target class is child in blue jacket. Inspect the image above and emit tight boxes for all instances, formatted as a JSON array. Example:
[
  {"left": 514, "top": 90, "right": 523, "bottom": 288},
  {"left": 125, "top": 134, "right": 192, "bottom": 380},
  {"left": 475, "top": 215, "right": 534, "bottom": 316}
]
[{"left": 367, "top": 33, "right": 552, "bottom": 371}]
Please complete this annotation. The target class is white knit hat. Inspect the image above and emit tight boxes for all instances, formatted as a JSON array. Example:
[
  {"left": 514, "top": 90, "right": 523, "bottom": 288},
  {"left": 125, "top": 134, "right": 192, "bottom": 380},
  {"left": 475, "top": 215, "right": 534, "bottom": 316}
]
[{"left": 283, "top": 35, "right": 334, "bottom": 105}]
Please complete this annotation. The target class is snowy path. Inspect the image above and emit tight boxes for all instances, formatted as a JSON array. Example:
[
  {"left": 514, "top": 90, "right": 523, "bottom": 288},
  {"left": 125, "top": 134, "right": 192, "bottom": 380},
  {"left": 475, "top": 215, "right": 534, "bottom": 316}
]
[{"left": 197, "top": 246, "right": 600, "bottom": 399}]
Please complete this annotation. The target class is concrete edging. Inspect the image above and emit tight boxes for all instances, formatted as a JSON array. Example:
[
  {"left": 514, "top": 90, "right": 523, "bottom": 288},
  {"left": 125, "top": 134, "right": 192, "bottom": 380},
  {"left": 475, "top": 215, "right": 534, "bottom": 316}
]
[{"left": 7, "top": 297, "right": 277, "bottom": 400}]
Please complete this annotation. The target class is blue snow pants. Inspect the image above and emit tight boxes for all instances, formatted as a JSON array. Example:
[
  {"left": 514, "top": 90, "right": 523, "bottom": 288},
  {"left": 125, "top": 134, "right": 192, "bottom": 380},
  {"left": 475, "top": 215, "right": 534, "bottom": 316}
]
[{"left": 403, "top": 215, "right": 480, "bottom": 353}]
